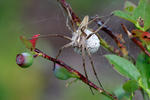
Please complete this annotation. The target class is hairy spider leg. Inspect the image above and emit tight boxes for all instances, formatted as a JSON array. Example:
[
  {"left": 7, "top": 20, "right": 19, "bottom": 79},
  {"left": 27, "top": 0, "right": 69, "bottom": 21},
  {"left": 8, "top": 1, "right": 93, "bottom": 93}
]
[
  {"left": 58, "top": 2, "right": 74, "bottom": 32},
  {"left": 66, "top": 16, "right": 73, "bottom": 33},
  {"left": 56, "top": 42, "right": 73, "bottom": 59},
  {"left": 81, "top": 38, "right": 94, "bottom": 94},
  {"left": 86, "top": 14, "right": 113, "bottom": 40},
  {"left": 80, "top": 16, "right": 104, "bottom": 89},
  {"left": 66, "top": 7, "right": 76, "bottom": 32},
  {"left": 37, "top": 34, "right": 72, "bottom": 41},
  {"left": 85, "top": 47, "right": 103, "bottom": 88}
]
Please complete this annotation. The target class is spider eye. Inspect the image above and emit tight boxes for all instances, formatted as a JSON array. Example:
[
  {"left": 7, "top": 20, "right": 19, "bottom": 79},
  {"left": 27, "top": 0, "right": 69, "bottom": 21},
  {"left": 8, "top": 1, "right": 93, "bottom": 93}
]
[{"left": 16, "top": 52, "right": 34, "bottom": 68}]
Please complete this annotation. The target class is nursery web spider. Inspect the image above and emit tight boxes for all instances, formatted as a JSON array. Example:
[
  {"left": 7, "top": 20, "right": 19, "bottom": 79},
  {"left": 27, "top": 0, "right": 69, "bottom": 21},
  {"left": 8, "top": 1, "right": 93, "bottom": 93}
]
[{"left": 38, "top": 7, "right": 112, "bottom": 93}]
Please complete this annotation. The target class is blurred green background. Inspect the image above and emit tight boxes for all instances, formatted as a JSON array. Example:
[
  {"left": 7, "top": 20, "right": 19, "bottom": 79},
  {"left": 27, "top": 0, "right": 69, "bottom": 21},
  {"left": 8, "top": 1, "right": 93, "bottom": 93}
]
[{"left": 0, "top": 0, "right": 140, "bottom": 100}]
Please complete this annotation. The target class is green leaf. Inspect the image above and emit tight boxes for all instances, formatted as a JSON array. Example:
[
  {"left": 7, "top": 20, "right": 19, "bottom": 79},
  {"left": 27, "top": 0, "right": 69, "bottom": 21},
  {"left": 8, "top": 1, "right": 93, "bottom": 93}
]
[
  {"left": 20, "top": 36, "right": 33, "bottom": 49},
  {"left": 123, "top": 80, "right": 139, "bottom": 93},
  {"left": 139, "top": 78, "right": 150, "bottom": 98},
  {"left": 113, "top": 86, "right": 130, "bottom": 99},
  {"left": 114, "top": 0, "right": 150, "bottom": 31},
  {"left": 136, "top": 53, "right": 150, "bottom": 88},
  {"left": 136, "top": 53, "right": 150, "bottom": 98},
  {"left": 53, "top": 64, "right": 79, "bottom": 80},
  {"left": 105, "top": 55, "right": 141, "bottom": 80},
  {"left": 113, "top": 10, "right": 136, "bottom": 24},
  {"left": 133, "top": 0, "right": 150, "bottom": 31},
  {"left": 124, "top": 1, "right": 136, "bottom": 13}
]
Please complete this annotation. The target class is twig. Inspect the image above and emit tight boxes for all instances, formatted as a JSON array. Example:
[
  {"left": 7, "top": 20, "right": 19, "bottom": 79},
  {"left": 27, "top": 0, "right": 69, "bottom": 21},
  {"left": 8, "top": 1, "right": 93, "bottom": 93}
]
[
  {"left": 94, "top": 18, "right": 128, "bottom": 57},
  {"left": 95, "top": 32, "right": 122, "bottom": 55},
  {"left": 34, "top": 48, "right": 118, "bottom": 100},
  {"left": 57, "top": 0, "right": 81, "bottom": 25}
]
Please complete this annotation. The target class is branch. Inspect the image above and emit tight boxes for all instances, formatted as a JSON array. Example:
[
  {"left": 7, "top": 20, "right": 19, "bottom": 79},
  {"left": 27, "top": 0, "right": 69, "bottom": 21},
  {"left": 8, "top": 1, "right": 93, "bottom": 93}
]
[
  {"left": 94, "top": 18, "right": 128, "bottom": 57},
  {"left": 57, "top": 0, "right": 81, "bottom": 25},
  {"left": 34, "top": 48, "right": 118, "bottom": 100}
]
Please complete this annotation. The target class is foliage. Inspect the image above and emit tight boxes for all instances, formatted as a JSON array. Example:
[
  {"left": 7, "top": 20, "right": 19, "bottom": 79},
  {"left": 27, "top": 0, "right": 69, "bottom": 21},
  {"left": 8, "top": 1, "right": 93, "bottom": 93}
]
[
  {"left": 15, "top": 0, "right": 150, "bottom": 100},
  {"left": 114, "top": 0, "right": 150, "bottom": 31},
  {"left": 105, "top": 55, "right": 140, "bottom": 81},
  {"left": 104, "top": 0, "right": 150, "bottom": 99}
]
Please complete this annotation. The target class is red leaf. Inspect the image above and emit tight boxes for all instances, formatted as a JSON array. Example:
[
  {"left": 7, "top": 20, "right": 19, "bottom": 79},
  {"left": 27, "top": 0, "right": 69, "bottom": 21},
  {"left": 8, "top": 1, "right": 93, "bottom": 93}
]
[
  {"left": 132, "top": 30, "right": 150, "bottom": 43},
  {"left": 30, "top": 34, "right": 40, "bottom": 49}
]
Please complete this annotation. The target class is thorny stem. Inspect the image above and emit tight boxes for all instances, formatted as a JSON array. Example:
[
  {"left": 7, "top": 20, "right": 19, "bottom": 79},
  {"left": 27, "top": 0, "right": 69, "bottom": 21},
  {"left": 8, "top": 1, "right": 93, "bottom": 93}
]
[{"left": 34, "top": 48, "right": 118, "bottom": 100}]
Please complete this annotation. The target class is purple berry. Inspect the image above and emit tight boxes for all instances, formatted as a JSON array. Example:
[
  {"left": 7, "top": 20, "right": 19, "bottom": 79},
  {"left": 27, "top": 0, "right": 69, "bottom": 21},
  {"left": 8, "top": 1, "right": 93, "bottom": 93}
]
[{"left": 16, "top": 52, "right": 34, "bottom": 68}]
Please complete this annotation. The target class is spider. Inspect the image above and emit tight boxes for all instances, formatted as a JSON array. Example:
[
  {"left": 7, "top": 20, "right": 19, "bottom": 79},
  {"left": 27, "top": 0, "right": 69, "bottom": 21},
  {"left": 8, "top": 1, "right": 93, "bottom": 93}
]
[{"left": 38, "top": 6, "right": 112, "bottom": 93}]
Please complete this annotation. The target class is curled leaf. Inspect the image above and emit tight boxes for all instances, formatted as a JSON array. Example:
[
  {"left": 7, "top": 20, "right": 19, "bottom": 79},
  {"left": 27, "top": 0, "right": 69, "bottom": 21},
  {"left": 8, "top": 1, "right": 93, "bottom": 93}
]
[
  {"left": 53, "top": 64, "right": 79, "bottom": 80},
  {"left": 132, "top": 29, "right": 150, "bottom": 51},
  {"left": 30, "top": 34, "right": 40, "bottom": 49},
  {"left": 20, "top": 36, "right": 33, "bottom": 49},
  {"left": 20, "top": 34, "right": 40, "bottom": 50}
]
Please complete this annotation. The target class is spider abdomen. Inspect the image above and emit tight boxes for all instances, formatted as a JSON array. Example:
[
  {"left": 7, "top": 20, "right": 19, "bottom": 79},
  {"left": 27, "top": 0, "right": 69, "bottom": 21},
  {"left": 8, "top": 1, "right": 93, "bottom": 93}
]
[
  {"left": 72, "top": 29, "right": 100, "bottom": 54},
  {"left": 85, "top": 29, "right": 100, "bottom": 54}
]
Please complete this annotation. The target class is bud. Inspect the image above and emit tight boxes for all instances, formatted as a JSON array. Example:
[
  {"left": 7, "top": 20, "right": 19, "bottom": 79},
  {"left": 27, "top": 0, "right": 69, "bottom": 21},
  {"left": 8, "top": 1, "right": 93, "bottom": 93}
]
[
  {"left": 53, "top": 64, "right": 78, "bottom": 80},
  {"left": 16, "top": 52, "right": 34, "bottom": 68}
]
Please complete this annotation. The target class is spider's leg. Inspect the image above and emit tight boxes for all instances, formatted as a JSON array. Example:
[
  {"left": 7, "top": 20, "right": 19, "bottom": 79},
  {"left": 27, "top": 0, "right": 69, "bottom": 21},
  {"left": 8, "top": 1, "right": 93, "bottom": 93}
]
[
  {"left": 53, "top": 42, "right": 73, "bottom": 71},
  {"left": 58, "top": 2, "right": 74, "bottom": 32},
  {"left": 56, "top": 42, "right": 73, "bottom": 59},
  {"left": 66, "top": 16, "right": 73, "bottom": 33},
  {"left": 85, "top": 47, "right": 104, "bottom": 89},
  {"left": 38, "top": 34, "right": 72, "bottom": 41},
  {"left": 87, "top": 16, "right": 99, "bottom": 26},
  {"left": 86, "top": 14, "right": 112, "bottom": 40},
  {"left": 81, "top": 13, "right": 113, "bottom": 31},
  {"left": 81, "top": 41, "right": 94, "bottom": 95},
  {"left": 66, "top": 7, "right": 76, "bottom": 32},
  {"left": 65, "top": 78, "right": 78, "bottom": 87}
]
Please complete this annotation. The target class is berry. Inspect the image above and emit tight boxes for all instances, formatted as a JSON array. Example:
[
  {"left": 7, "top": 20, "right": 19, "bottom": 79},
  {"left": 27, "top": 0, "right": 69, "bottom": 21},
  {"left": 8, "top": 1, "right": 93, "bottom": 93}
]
[{"left": 16, "top": 52, "right": 34, "bottom": 68}]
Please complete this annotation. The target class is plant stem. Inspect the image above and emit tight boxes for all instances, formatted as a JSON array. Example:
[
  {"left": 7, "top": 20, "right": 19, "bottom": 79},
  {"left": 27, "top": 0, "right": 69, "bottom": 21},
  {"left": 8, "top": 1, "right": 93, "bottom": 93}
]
[
  {"left": 129, "top": 92, "right": 134, "bottom": 100},
  {"left": 94, "top": 18, "right": 129, "bottom": 57},
  {"left": 34, "top": 48, "right": 118, "bottom": 100}
]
